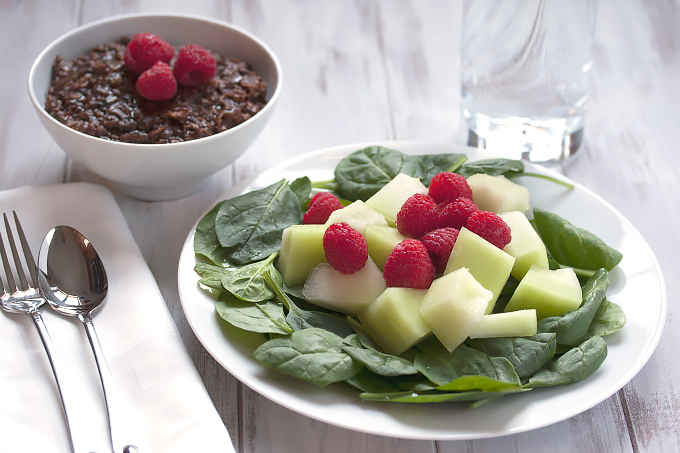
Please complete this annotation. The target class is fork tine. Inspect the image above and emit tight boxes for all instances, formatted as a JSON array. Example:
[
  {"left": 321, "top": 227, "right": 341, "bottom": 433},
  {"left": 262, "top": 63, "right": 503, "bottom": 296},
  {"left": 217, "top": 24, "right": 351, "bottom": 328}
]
[
  {"left": 13, "top": 211, "right": 39, "bottom": 288},
  {"left": 1, "top": 213, "right": 15, "bottom": 292},
  {"left": 3, "top": 212, "right": 28, "bottom": 291}
]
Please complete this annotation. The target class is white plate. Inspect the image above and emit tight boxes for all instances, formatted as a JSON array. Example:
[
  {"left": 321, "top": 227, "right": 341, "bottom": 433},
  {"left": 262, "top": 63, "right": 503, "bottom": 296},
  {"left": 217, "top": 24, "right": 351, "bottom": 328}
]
[{"left": 177, "top": 141, "right": 666, "bottom": 440}]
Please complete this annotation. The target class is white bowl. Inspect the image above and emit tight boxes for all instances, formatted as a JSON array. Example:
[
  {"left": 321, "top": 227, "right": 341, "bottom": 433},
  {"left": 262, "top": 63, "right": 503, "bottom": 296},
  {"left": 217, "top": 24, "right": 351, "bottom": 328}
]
[{"left": 28, "top": 13, "right": 282, "bottom": 201}]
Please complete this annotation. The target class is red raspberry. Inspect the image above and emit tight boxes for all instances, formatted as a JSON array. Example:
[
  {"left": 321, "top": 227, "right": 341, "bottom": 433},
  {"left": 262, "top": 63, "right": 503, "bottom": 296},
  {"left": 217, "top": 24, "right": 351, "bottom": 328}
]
[
  {"left": 428, "top": 172, "right": 473, "bottom": 208},
  {"left": 323, "top": 222, "right": 368, "bottom": 275},
  {"left": 396, "top": 193, "right": 440, "bottom": 239},
  {"left": 466, "top": 211, "right": 512, "bottom": 249},
  {"left": 439, "top": 197, "right": 478, "bottom": 229},
  {"left": 135, "top": 61, "right": 177, "bottom": 101},
  {"left": 124, "top": 32, "right": 175, "bottom": 75},
  {"left": 173, "top": 44, "right": 217, "bottom": 87},
  {"left": 303, "top": 192, "right": 344, "bottom": 224},
  {"left": 421, "top": 227, "right": 459, "bottom": 273},
  {"left": 383, "top": 239, "right": 435, "bottom": 289}
]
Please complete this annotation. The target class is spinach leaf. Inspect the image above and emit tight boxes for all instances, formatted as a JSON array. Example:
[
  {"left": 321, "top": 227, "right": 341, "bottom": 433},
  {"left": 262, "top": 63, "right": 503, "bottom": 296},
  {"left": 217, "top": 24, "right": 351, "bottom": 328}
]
[
  {"left": 341, "top": 335, "right": 419, "bottom": 377},
  {"left": 215, "top": 179, "right": 302, "bottom": 264},
  {"left": 456, "top": 158, "right": 525, "bottom": 178},
  {"left": 414, "top": 339, "right": 520, "bottom": 388},
  {"left": 418, "top": 153, "right": 467, "bottom": 185},
  {"left": 345, "top": 368, "right": 405, "bottom": 393},
  {"left": 537, "top": 269, "right": 609, "bottom": 346},
  {"left": 587, "top": 299, "right": 626, "bottom": 337},
  {"left": 194, "top": 261, "right": 231, "bottom": 291},
  {"left": 290, "top": 176, "right": 312, "bottom": 209},
  {"left": 193, "top": 201, "right": 232, "bottom": 266},
  {"left": 334, "top": 146, "right": 426, "bottom": 201},
  {"left": 533, "top": 208, "right": 623, "bottom": 271},
  {"left": 466, "top": 333, "right": 557, "bottom": 379},
  {"left": 220, "top": 253, "right": 277, "bottom": 302},
  {"left": 525, "top": 336, "right": 607, "bottom": 388},
  {"left": 264, "top": 265, "right": 354, "bottom": 338},
  {"left": 360, "top": 388, "right": 529, "bottom": 404},
  {"left": 215, "top": 292, "right": 292, "bottom": 335},
  {"left": 435, "top": 358, "right": 521, "bottom": 392},
  {"left": 252, "top": 328, "right": 362, "bottom": 387}
]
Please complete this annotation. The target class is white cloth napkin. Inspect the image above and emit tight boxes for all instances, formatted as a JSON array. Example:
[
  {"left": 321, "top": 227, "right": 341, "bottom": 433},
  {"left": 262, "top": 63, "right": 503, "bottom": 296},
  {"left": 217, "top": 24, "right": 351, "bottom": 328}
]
[{"left": 0, "top": 183, "right": 234, "bottom": 453}]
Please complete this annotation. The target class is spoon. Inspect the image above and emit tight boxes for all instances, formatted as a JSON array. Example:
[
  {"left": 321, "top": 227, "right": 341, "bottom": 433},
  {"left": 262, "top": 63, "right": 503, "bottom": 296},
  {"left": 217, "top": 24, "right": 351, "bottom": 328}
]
[{"left": 38, "top": 225, "right": 138, "bottom": 453}]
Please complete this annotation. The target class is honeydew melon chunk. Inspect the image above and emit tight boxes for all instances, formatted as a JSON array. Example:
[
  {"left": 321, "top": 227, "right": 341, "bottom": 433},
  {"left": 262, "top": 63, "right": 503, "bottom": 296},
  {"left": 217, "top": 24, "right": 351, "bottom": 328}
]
[
  {"left": 468, "top": 309, "right": 538, "bottom": 339},
  {"left": 444, "top": 227, "right": 515, "bottom": 314},
  {"left": 365, "top": 173, "right": 428, "bottom": 227},
  {"left": 358, "top": 287, "right": 431, "bottom": 355},
  {"left": 419, "top": 268, "right": 492, "bottom": 352},
  {"left": 325, "top": 200, "right": 388, "bottom": 233},
  {"left": 467, "top": 173, "right": 531, "bottom": 214},
  {"left": 302, "top": 258, "right": 386, "bottom": 315},
  {"left": 277, "top": 224, "right": 328, "bottom": 286},
  {"left": 504, "top": 265, "right": 582, "bottom": 320},
  {"left": 499, "top": 211, "right": 549, "bottom": 280},
  {"left": 363, "top": 224, "right": 408, "bottom": 271}
]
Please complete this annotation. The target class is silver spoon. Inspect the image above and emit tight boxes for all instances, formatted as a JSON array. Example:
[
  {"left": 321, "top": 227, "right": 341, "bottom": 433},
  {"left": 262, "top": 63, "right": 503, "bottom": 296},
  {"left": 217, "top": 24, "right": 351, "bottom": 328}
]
[{"left": 38, "top": 225, "right": 138, "bottom": 453}]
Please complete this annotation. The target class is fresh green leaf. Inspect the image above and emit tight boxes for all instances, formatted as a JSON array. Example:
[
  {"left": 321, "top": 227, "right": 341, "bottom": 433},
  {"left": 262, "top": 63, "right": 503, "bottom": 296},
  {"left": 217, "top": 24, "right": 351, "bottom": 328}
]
[
  {"left": 538, "top": 269, "right": 609, "bottom": 346},
  {"left": 525, "top": 336, "right": 608, "bottom": 388},
  {"left": 290, "top": 176, "right": 312, "bottom": 208},
  {"left": 215, "top": 292, "right": 292, "bottom": 335},
  {"left": 418, "top": 153, "right": 467, "bottom": 185},
  {"left": 360, "top": 388, "right": 530, "bottom": 404},
  {"left": 345, "top": 368, "right": 405, "bottom": 393},
  {"left": 215, "top": 179, "right": 302, "bottom": 265},
  {"left": 435, "top": 358, "right": 521, "bottom": 392},
  {"left": 533, "top": 208, "right": 623, "bottom": 271},
  {"left": 334, "top": 146, "right": 426, "bottom": 201},
  {"left": 342, "top": 335, "right": 418, "bottom": 377},
  {"left": 252, "top": 328, "right": 362, "bottom": 386},
  {"left": 456, "top": 158, "right": 524, "bottom": 178},
  {"left": 193, "top": 201, "right": 233, "bottom": 266},
  {"left": 220, "top": 253, "right": 277, "bottom": 302},
  {"left": 194, "top": 261, "right": 231, "bottom": 291},
  {"left": 466, "top": 333, "right": 557, "bottom": 379},
  {"left": 587, "top": 299, "right": 626, "bottom": 337}
]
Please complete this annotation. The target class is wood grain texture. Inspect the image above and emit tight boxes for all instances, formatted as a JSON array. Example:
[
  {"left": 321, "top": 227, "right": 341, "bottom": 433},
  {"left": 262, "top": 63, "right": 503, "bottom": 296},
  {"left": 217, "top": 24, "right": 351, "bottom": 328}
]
[{"left": 1, "top": 0, "right": 678, "bottom": 451}]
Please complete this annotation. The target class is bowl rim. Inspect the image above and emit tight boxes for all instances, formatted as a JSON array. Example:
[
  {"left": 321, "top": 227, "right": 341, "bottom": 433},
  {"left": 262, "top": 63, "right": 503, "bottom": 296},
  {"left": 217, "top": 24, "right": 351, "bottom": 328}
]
[{"left": 27, "top": 12, "right": 283, "bottom": 150}]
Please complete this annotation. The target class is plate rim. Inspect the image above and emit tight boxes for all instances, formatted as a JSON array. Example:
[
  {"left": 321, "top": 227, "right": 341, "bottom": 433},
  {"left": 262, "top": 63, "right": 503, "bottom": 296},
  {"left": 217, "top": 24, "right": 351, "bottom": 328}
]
[{"left": 178, "top": 140, "right": 667, "bottom": 440}]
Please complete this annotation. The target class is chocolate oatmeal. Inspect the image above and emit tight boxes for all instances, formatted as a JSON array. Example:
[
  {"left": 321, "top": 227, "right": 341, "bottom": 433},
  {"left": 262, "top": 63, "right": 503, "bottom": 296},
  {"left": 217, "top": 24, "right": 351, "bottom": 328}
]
[{"left": 45, "top": 38, "right": 268, "bottom": 144}]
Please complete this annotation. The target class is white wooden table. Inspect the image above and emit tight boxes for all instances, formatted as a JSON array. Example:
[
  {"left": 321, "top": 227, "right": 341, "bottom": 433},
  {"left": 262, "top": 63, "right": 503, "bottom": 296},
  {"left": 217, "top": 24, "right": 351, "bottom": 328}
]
[{"left": 2, "top": 1, "right": 678, "bottom": 451}]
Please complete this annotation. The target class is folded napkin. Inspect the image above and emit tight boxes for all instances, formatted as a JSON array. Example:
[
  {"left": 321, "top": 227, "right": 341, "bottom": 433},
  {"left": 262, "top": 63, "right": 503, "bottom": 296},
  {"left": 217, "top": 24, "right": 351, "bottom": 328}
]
[{"left": 0, "top": 183, "right": 234, "bottom": 453}]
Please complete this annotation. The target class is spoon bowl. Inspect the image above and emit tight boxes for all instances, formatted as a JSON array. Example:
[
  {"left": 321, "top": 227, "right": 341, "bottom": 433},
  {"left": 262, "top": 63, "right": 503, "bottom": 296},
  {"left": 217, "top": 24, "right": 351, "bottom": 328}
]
[{"left": 38, "top": 225, "right": 138, "bottom": 453}]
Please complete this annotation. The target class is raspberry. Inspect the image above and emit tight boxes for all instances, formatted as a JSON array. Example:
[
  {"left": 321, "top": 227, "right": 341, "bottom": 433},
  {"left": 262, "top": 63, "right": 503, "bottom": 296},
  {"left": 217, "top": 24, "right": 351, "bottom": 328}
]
[
  {"left": 466, "top": 210, "right": 512, "bottom": 249},
  {"left": 383, "top": 239, "right": 435, "bottom": 289},
  {"left": 124, "top": 32, "right": 175, "bottom": 75},
  {"left": 421, "top": 227, "right": 459, "bottom": 273},
  {"left": 135, "top": 61, "right": 178, "bottom": 101},
  {"left": 323, "top": 222, "right": 368, "bottom": 275},
  {"left": 396, "top": 193, "right": 440, "bottom": 239},
  {"left": 173, "top": 44, "right": 217, "bottom": 86},
  {"left": 428, "top": 172, "right": 473, "bottom": 208},
  {"left": 303, "top": 192, "right": 344, "bottom": 224},
  {"left": 439, "top": 197, "right": 478, "bottom": 229}
]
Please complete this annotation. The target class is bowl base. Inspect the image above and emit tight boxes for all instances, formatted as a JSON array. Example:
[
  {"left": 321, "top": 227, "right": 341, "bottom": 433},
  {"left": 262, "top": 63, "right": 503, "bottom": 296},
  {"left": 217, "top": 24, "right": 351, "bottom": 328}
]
[{"left": 110, "top": 176, "right": 213, "bottom": 201}]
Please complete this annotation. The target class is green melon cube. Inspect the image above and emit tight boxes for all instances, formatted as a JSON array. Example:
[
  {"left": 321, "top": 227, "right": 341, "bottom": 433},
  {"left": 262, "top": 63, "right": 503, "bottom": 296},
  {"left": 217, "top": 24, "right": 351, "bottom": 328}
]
[
  {"left": 468, "top": 309, "right": 538, "bottom": 339},
  {"left": 358, "top": 287, "right": 431, "bottom": 355},
  {"left": 444, "top": 227, "right": 515, "bottom": 314},
  {"left": 467, "top": 173, "right": 531, "bottom": 214},
  {"left": 419, "top": 268, "right": 492, "bottom": 352},
  {"left": 499, "top": 211, "right": 549, "bottom": 280},
  {"left": 302, "top": 258, "right": 386, "bottom": 315},
  {"left": 326, "top": 200, "right": 388, "bottom": 233},
  {"left": 363, "top": 224, "right": 408, "bottom": 271},
  {"left": 365, "top": 173, "right": 428, "bottom": 226},
  {"left": 504, "top": 265, "right": 582, "bottom": 320},
  {"left": 276, "top": 224, "right": 328, "bottom": 286}
]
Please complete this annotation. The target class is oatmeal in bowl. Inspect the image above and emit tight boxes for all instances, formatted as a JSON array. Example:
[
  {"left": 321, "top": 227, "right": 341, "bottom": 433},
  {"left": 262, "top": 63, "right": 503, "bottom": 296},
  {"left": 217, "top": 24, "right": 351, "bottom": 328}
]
[{"left": 28, "top": 13, "right": 282, "bottom": 201}]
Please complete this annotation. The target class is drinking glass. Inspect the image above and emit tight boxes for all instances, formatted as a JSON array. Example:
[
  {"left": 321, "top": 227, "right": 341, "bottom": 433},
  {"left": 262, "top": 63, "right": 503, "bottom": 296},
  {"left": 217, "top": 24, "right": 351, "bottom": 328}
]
[{"left": 461, "top": 0, "right": 599, "bottom": 163}]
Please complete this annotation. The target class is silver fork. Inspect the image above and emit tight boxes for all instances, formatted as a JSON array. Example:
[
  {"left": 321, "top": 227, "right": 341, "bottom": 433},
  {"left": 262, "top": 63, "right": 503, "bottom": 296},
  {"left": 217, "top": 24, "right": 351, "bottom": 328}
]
[{"left": 0, "top": 211, "right": 82, "bottom": 453}]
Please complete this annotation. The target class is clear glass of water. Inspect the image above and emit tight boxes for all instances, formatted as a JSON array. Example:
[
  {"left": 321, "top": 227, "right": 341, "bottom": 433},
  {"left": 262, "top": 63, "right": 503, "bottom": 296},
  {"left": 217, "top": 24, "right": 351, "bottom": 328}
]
[{"left": 461, "top": 0, "right": 599, "bottom": 163}]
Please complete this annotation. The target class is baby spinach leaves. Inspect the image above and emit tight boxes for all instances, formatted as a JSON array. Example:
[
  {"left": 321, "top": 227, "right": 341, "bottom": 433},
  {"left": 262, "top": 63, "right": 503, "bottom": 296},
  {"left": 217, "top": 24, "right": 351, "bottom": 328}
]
[
  {"left": 215, "top": 292, "right": 292, "bottom": 335},
  {"left": 334, "top": 146, "right": 427, "bottom": 201},
  {"left": 533, "top": 208, "right": 623, "bottom": 272},
  {"left": 466, "top": 333, "right": 557, "bottom": 379}
]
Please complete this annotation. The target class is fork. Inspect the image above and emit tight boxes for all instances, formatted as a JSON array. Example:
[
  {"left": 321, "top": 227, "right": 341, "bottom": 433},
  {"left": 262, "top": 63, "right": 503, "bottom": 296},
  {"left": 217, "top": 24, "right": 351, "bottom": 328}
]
[{"left": 0, "top": 211, "right": 83, "bottom": 453}]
